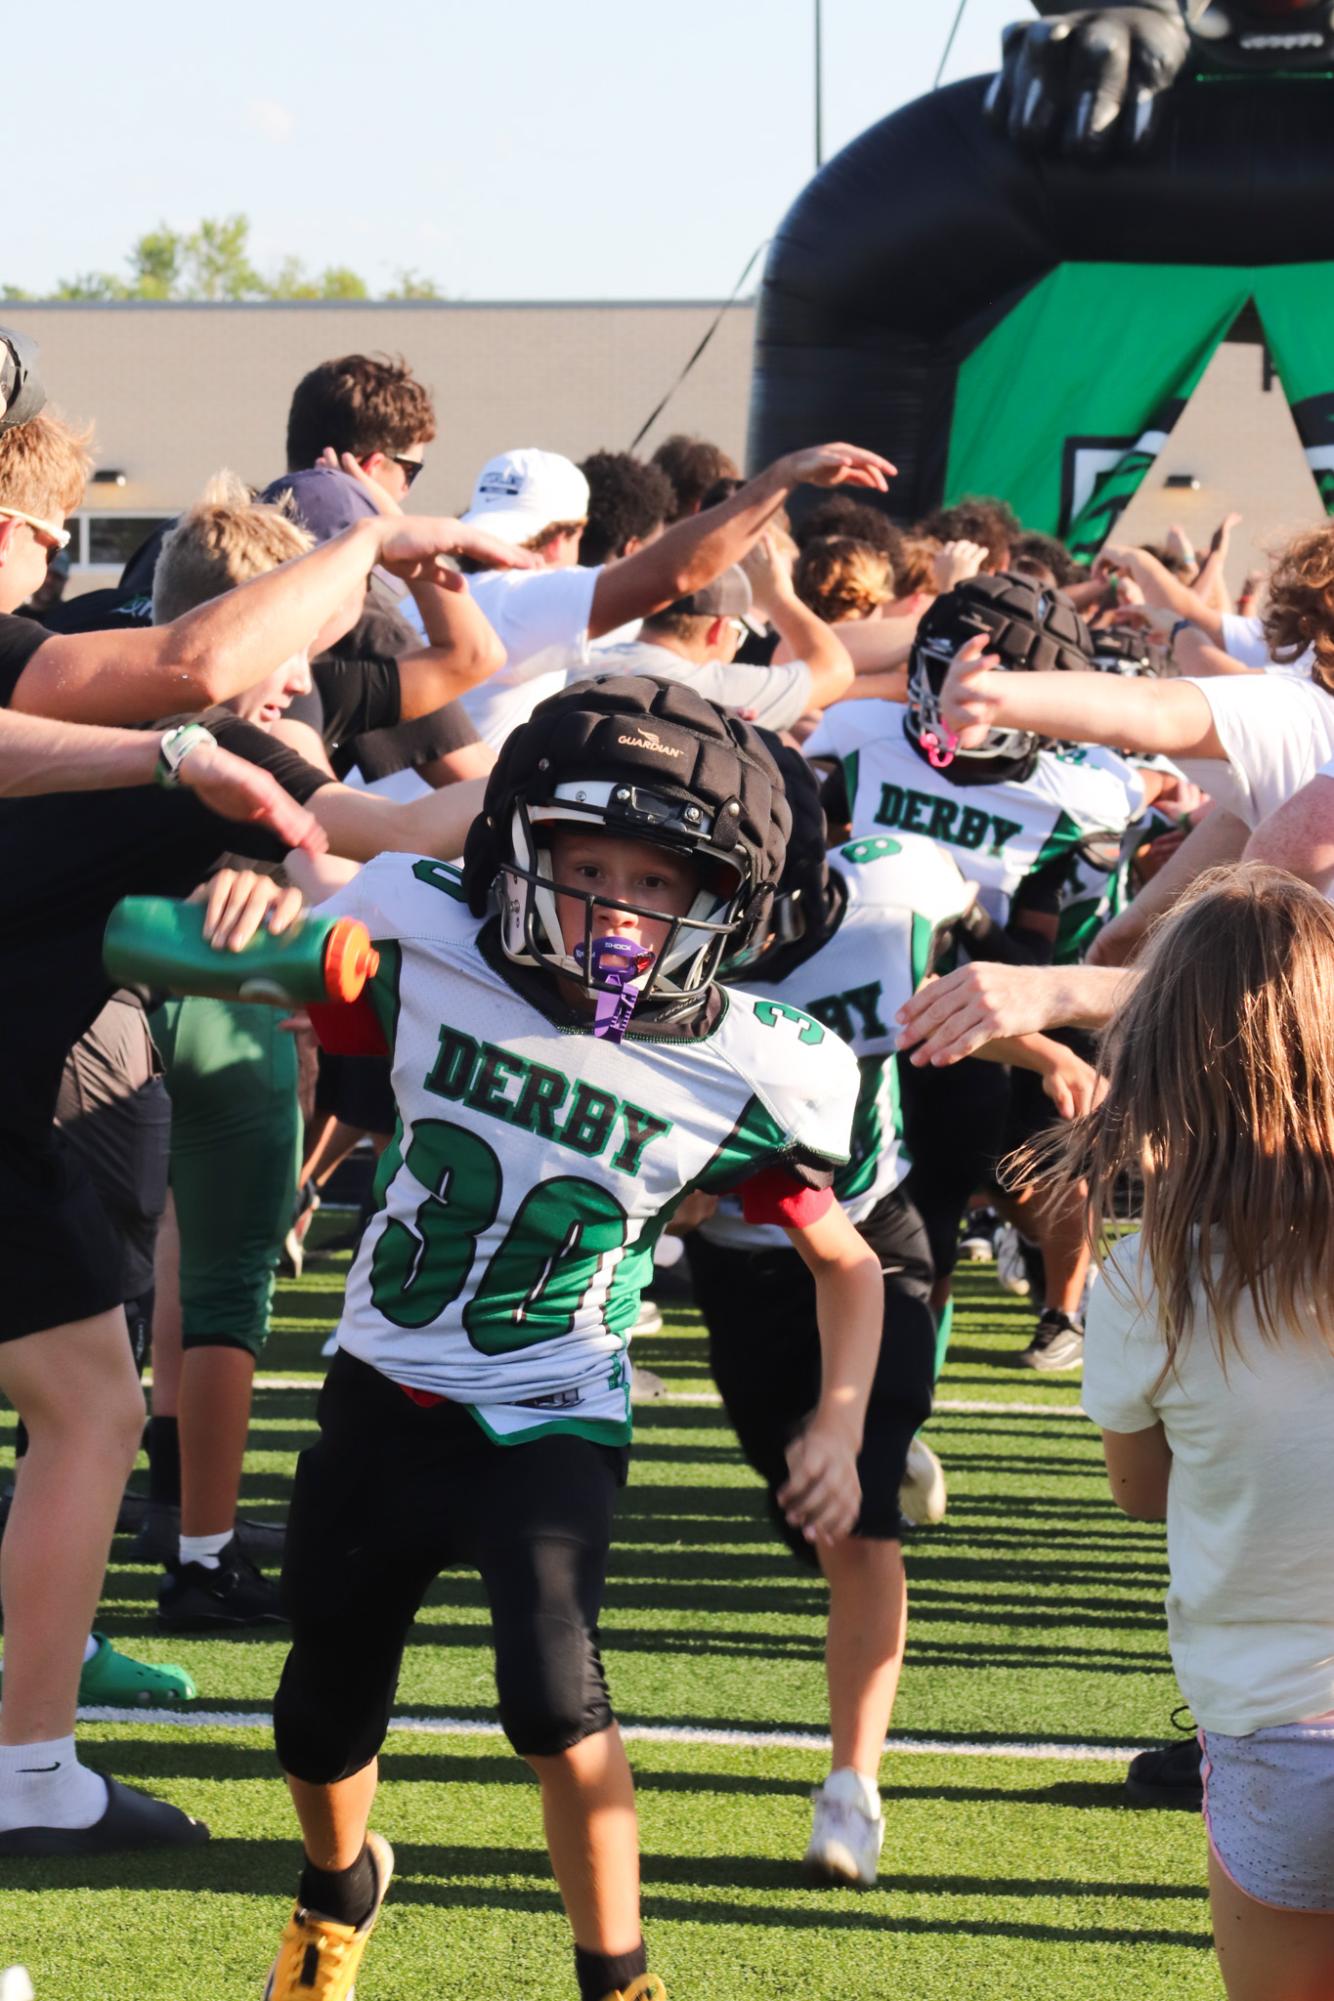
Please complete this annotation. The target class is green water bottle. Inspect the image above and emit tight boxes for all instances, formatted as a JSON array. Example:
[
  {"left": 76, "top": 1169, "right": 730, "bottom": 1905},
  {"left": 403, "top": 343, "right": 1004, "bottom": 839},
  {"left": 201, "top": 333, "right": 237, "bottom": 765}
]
[{"left": 103, "top": 896, "right": 379, "bottom": 1007}]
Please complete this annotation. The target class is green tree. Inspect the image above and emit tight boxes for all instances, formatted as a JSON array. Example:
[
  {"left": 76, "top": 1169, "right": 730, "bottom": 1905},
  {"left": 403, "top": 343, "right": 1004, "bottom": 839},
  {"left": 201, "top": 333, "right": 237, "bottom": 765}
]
[
  {"left": 35, "top": 217, "right": 442, "bottom": 302},
  {"left": 182, "top": 215, "right": 262, "bottom": 301},
  {"left": 385, "top": 269, "right": 444, "bottom": 300},
  {"left": 129, "top": 226, "right": 184, "bottom": 301}
]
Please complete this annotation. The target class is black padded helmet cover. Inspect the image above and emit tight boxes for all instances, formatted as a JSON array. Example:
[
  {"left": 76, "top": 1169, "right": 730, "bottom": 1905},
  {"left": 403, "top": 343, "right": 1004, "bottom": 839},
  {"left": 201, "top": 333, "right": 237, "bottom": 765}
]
[
  {"left": 908, "top": 571, "right": 1093, "bottom": 780},
  {"left": 462, "top": 674, "right": 791, "bottom": 999}
]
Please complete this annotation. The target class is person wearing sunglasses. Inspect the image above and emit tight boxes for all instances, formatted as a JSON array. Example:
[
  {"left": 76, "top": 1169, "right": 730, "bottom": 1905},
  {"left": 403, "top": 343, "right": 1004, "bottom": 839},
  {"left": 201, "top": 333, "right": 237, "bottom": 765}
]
[{"left": 285, "top": 353, "right": 435, "bottom": 507}]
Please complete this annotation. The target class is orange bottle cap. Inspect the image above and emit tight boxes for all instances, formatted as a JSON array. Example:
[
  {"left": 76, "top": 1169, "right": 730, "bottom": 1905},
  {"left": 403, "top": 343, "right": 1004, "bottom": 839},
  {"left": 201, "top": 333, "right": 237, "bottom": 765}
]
[{"left": 322, "top": 918, "right": 380, "bottom": 1004}]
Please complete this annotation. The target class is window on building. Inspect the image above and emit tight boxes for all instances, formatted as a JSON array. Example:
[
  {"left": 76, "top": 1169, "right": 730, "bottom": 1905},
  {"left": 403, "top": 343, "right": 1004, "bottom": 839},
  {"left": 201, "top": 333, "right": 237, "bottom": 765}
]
[{"left": 66, "top": 514, "right": 175, "bottom": 572}]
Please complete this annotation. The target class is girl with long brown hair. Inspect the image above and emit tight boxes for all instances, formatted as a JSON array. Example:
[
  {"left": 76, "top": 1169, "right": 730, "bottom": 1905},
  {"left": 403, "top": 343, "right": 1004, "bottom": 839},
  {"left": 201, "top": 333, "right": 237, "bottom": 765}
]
[{"left": 1049, "top": 865, "right": 1334, "bottom": 2001}]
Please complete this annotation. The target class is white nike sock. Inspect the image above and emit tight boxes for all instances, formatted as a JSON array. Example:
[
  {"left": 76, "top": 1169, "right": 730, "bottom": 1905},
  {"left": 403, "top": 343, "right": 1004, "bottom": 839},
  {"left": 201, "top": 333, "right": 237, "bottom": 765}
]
[
  {"left": 179, "top": 1530, "right": 231, "bottom": 1571},
  {"left": 0, "top": 1737, "right": 108, "bottom": 1832},
  {"left": 82, "top": 1634, "right": 100, "bottom": 1666}
]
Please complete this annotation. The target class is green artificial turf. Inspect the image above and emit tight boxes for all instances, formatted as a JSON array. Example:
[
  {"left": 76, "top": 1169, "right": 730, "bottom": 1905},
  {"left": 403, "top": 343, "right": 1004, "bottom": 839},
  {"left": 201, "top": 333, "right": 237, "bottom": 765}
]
[{"left": 1, "top": 1223, "right": 1219, "bottom": 2000}]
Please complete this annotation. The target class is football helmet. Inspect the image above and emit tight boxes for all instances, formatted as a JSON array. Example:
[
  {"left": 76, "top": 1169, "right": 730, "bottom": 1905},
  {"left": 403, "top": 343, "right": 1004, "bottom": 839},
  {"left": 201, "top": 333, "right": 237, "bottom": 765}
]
[
  {"left": 462, "top": 675, "right": 790, "bottom": 1007},
  {"left": 907, "top": 571, "right": 1094, "bottom": 783}
]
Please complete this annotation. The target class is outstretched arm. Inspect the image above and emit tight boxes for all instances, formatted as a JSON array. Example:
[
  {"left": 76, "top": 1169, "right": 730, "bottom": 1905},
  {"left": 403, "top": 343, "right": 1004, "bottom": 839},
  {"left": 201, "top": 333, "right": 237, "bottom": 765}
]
[
  {"left": 9, "top": 515, "right": 531, "bottom": 727},
  {"left": 587, "top": 443, "right": 895, "bottom": 641},
  {"left": 896, "top": 962, "right": 1139, "bottom": 1066},
  {"left": 939, "top": 633, "right": 1223, "bottom": 760},
  {"left": 0, "top": 709, "right": 323, "bottom": 857},
  {"left": 1243, "top": 774, "right": 1334, "bottom": 892}
]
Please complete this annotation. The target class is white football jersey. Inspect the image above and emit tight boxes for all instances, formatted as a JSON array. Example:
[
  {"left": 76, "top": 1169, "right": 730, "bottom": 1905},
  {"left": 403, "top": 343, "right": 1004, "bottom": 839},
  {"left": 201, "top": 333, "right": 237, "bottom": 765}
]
[
  {"left": 1055, "top": 757, "right": 1178, "bottom": 964},
  {"left": 804, "top": 701, "right": 1144, "bottom": 925},
  {"left": 318, "top": 854, "right": 860, "bottom": 1442},
  {"left": 704, "top": 833, "right": 972, "bottom": 1252}
]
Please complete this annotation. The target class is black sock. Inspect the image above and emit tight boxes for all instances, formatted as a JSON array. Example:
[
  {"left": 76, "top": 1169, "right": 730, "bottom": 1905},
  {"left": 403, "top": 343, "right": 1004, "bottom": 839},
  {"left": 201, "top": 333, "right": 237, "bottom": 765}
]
[
  {"left": 148, "top": 1416, "right": 181, "bottom": 1506},
  {"left": 298, "top": 1843, "right": 377, "bottom": 1926},
  {"left": 574, "top": 1942, "right": 647, "bottom": 2001}
]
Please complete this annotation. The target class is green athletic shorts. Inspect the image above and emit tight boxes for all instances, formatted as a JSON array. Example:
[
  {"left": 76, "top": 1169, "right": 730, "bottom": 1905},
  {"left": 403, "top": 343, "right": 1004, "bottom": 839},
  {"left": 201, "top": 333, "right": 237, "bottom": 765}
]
[{"left": 152, "top": 995, "right": 300, "bottom": 1355}]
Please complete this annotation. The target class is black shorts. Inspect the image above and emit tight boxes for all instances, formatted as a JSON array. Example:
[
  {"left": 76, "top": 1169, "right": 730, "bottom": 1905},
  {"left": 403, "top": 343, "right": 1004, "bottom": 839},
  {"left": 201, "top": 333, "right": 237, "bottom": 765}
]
[
  {"left": 0, "top": 1127, "right": 125, "bottom": 1340},
  {"left": 313, "top": 1050, "right": 396, "bottom": 1137},
  {"left": 999, "top": 1026, "right": 1099, "bottom": 1176},
  {"left": 898, "top": 1054, "right": 1012, "bottom": 1281},
  {"left": 685, "top": 1187, "right": 936, "bottom": 1564},
  {"left": 273, "top": 1349, "right": 630, "bottom": 1781}
]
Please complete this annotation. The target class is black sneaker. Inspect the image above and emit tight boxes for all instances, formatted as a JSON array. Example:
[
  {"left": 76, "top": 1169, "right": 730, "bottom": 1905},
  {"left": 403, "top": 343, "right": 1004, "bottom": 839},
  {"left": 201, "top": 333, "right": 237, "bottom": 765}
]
[
  {"left": 157, "top": 1538, "right": 286, "bottom": 1630},
  {"left": 131, "top": 1502, "right": 285, "bottom": 1567},
  {"left": 1018, "top": 1309, "right": 1084, "bottom": 1372},
  {"left": 1125, "top": 1727, "right": 1204, "bottom": 1810},
  {"left": 958, "top": 1206, "right": 999, "bottom": 1262}
]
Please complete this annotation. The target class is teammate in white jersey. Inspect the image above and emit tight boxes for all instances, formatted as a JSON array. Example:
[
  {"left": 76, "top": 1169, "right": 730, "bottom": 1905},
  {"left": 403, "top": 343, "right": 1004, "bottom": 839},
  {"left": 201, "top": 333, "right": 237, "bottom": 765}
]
[
  {"left": 263, "top": 678, "right": 884, "bottom": 2001},
  {"left": 688, "top": 740, "right": 971, "bottom": 1889},
  {"left": 808, "top": 576, "right": 1137, "bottom": 1366}
]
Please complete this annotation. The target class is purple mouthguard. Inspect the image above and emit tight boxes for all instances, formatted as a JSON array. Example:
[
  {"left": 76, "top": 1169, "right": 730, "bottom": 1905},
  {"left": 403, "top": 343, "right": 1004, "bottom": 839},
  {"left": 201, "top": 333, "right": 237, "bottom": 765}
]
[{"left": 574, "top": 935, "right": 656, "bottom": 1042}]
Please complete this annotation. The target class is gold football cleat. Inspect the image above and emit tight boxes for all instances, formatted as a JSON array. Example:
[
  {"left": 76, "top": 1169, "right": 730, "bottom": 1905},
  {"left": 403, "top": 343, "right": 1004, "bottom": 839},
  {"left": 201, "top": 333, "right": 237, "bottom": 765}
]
[{"left": 262, "top": 1833, "right": 393, "bottom": 2000}]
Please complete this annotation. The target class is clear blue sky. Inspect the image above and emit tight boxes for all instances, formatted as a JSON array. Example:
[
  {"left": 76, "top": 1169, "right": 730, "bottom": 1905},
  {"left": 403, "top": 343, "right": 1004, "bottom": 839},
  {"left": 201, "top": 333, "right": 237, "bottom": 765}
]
[{"left": 18, "top": 0, "right": 1020, "bottom": 299}]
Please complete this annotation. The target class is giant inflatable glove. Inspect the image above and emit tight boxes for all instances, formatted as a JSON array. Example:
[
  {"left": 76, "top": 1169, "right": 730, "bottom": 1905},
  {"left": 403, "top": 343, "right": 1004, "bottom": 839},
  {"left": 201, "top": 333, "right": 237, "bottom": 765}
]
[{"left": 989, "top": 2, "right": 1334, "bottom": 156}]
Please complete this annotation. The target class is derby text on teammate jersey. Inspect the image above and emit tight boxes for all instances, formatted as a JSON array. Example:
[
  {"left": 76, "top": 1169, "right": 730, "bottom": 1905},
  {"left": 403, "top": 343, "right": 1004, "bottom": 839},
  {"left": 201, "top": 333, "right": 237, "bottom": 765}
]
[{"left": 873, "top": 783, "right": 1024, "bottom": 859}]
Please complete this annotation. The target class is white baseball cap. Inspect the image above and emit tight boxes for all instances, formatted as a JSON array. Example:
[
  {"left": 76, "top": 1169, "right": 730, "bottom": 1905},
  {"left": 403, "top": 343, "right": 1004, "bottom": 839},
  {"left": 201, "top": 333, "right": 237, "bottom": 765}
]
[{"left": 460, "top": 448, "right": 591, "bottom": 546}]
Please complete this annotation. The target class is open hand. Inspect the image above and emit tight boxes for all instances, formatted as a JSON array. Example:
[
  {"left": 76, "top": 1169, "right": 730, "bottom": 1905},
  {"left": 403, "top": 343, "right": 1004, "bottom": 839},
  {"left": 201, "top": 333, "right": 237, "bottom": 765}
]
[
  {"left": 898, "top": 962, "right": 1065, "bottom": 1066},
  {"left": 775, "top": 443, "right": 896, "bottom": 494},
  {"left": 932, "top": 540, "right": 988, "bottom": 593},
  {"left": 376, "top": 516, "right": 539, "bottom": 589},
  {"left": 318, "top": 446, "right": 401, "bottom": 517},
  {"left": 1040, "top": 1047, "right": 1106, "bottom": 1122},
  {"left": 176, "top": 740, "right": 328, "bottom": 859}
]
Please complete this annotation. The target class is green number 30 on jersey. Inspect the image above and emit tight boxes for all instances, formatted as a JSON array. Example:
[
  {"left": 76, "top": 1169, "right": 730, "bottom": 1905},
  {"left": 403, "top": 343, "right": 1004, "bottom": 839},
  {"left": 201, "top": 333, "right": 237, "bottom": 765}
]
[{"left": 369, "top": 1117, "right": 631, "bottom": 1355}]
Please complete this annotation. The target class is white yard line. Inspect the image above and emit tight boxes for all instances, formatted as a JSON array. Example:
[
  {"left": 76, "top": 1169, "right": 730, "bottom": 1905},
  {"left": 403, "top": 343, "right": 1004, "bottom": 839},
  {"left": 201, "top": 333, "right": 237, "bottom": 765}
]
[
  {"left": 243, "top": 1377, "right": 1084, "bottom": 1418},
  {"left": 77, "top": 1706, "right": 1135, "bottom": 1763}
]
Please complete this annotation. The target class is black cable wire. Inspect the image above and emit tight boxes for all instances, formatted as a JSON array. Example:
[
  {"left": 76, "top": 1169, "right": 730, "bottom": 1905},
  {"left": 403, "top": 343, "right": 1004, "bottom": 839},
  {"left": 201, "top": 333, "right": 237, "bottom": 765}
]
[
  {"left": 934, "top": 0, "right": 970, "bottom": 88},
  {"left": 628, "top": 239, "right": 770, "bottom": 454},
  {"left": 630, "top": 0, "right": 967, "bottom": 453}
]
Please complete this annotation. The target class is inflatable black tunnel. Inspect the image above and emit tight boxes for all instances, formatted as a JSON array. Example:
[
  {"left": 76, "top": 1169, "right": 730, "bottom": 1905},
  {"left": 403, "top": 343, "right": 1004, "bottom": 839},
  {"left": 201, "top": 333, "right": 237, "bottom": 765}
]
[{"left": 748, "top": 72, "right": 1334, "bottom": 555}]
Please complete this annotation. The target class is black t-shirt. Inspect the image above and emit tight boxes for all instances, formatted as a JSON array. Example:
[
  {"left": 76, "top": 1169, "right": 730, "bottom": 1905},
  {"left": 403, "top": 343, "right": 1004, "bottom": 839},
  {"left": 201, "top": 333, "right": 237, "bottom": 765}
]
[
  {"left": 286, "top": 647, "right": 479, "bottom": 781},
  {"left": 0, "top": 711, "right": 328, "bottom": 1141},
  {"left": 0, "top": 610, "right": 51, "bottom": 706},
  {"left": 288, "top": 584, "right": 480, "bottom": 772}
]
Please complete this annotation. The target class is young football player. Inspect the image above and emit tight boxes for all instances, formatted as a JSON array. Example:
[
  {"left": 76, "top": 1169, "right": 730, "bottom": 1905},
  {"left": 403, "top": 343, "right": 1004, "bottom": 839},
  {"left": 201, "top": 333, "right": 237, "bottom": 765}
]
[
  {"left": 263, "top": 677, "right": 885, "bottom": 2001},
  {"left": 687, "top": 740, "right": 971, "bottom": 1888},
  {"left": 804, "top": 575, "right": 1143, "bottom": 1369}
]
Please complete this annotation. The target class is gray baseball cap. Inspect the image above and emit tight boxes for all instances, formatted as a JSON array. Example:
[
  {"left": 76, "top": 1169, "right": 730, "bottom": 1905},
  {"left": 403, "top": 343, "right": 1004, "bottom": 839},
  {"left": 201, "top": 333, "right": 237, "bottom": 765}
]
[{"left": 670, "top": 565, "right": 752, "bottom": 619}]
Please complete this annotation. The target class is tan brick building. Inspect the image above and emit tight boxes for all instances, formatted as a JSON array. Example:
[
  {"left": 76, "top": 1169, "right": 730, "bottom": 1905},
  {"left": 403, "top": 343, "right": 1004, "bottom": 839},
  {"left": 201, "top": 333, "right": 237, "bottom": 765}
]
[
  {"left": 15, "top": 300, "right": 756, "bottom": 589},
  {"left": 13, "top": 300, "right": 1321, "bottom": 597}
]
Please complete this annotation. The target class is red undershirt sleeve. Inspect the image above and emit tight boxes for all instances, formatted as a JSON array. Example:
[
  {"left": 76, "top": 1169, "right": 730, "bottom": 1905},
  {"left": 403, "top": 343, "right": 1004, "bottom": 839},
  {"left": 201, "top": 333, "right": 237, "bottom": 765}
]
[{"left": 739, "top": 1165, "right": 836, "bottom": 1229}]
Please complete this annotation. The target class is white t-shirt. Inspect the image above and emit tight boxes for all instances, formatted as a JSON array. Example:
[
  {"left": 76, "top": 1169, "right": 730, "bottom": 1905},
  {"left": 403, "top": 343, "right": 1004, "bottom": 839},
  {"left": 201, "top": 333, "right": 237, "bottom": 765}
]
[
  {"left": 458, "top": 566, "right": 601, "bottom": 749},
  {"left": 569, "top": 638, "right": 813, "bottom": 732},
  {"left": 1181, "top": 671, "right": 1334, "bottom": 827},
  {"left": 1220, "top": 612, "right": 1271, "bottom": 668},
  {"left": 1218, "top": 610, "right": 1313, "bottom": 676},
  {"left": 1083, "top": 1233, "right": 1334, "bottom": 1736}
]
